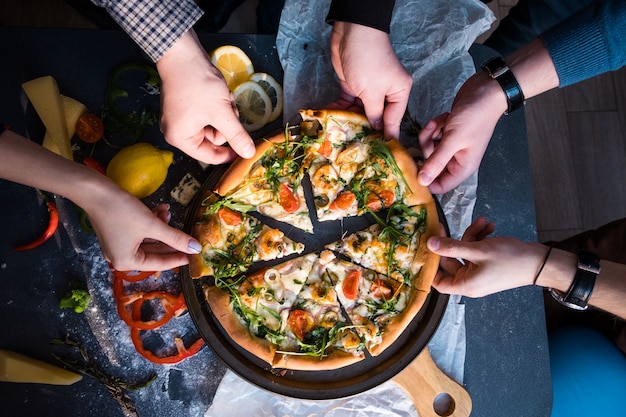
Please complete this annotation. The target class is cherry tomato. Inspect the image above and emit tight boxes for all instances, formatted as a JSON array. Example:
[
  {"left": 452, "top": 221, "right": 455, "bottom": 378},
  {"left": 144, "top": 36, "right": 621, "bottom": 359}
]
[
  {"left": 75, "top": 112, "right": 104, "bottom": 143},
  {"left": 342, "top": 270, "right": 361, "bottom": 300},
  {"left": 366, "top": 189, "right": 396, "bottom": 211},
  {"left": 370, "top": 278, "right": 393, "bottom": 299},
  {"left": 318, "top": 133, "right": 333, "bottom": 158},
  {"left": 218, "top": 207, "right": 242, "bottom": 226},
  {"left": 278, "top": 183, "right": 300, "bottom": 213},
  {"left": 288, "top": 309, "right": 315, "bottom": 340},
  {"left": 330, "top": 191, "right": 356, "bottom": 211}
]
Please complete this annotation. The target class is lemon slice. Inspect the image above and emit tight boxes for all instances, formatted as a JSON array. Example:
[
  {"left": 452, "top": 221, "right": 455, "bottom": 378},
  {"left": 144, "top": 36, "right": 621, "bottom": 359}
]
[
  {"left": 250, "top": 72, "right": 283, "bottom": 122},
  {"left": 210, "top": 45, "right": 255, "bottom": 91},
  {"left": 233, "top": 81, "right": 272, "bottom": 132}
]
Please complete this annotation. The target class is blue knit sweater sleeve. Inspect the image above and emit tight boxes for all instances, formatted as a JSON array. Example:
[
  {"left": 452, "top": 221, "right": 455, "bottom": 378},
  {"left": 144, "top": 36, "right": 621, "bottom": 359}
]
[{"left": 540, "top": 0, "right": 626, "bottom": 87}]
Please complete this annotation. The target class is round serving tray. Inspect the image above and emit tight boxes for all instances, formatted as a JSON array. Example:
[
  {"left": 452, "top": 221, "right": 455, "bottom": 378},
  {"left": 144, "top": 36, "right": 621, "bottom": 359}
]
[{"left": 181, "top": 162, "right": 450, "bottom": 400}]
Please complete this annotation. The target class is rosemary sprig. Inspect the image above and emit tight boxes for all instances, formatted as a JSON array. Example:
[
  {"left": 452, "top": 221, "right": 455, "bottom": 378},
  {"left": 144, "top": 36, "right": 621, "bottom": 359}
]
[{"left": 50, "top": 336, "right": 156, "bottom": 417}]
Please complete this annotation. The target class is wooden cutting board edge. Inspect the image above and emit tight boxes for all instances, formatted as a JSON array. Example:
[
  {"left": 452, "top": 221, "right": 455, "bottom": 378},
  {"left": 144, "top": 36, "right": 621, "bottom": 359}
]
[{"left": 391, "top": 348, "right": 472, "bottom": 417}]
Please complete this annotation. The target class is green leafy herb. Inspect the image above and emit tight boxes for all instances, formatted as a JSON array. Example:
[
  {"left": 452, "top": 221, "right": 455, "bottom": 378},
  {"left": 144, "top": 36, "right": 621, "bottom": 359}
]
[{"left": 59, "top": 282, "right": 90, "bottom": 313}]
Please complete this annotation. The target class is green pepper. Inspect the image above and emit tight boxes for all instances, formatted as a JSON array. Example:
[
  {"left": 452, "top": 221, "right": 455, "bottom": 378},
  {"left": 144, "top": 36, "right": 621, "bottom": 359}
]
[{"left": 102, "top": 62, "right": 160, "bottom": 145}]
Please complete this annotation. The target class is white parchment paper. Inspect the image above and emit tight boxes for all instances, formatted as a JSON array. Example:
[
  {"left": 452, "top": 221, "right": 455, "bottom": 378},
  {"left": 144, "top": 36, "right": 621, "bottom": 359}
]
[{"left": 207, "top": 1, "right": 494, "bottom": 415}]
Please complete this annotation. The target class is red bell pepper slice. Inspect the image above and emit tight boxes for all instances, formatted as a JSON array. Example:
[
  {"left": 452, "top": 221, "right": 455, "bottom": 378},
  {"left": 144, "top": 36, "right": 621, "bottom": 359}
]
[
  {"left": 130, "top": 328, "right": 204, "bottom": 364},
  {"left": 130, "top": 291, "right": 183, "bottom": 330}
]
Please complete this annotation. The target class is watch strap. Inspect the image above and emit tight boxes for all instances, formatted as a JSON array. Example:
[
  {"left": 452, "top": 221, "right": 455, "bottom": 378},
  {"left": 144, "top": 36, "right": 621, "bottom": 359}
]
[
  {"left": 481, "top": 57, "right": 525, "bottom": 115},
  {"left": 549, "top": 250, "right": 600, "bottom": 311}
]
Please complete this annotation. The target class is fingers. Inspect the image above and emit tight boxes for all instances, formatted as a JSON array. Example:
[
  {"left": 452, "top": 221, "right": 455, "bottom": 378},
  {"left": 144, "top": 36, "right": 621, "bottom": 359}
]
[
  {"left": 381, "top": 100, "right": 408, "bottom": 139},
  {"left": 131, "top": 249, "right": 191, "bottom": 272},
  {"left": 427, "top": 235, "right": 477, "bottom": 262},
  {"left": 462, "top": 217, "right": 496, "bottom": 242},
  {"left": 210, "top": 117, "right": 255, "bottom": 159}
]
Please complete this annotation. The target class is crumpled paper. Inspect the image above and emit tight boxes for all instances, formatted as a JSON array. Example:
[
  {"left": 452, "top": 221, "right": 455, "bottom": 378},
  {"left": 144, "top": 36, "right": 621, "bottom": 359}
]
[{"left": 207, "top": 1, "right": 493, "bottom": 415}]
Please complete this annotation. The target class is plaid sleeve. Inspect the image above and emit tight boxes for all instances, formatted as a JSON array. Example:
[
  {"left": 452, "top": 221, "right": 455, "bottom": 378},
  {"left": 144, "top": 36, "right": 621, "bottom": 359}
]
[{"left": 90, "top": 0, "right": 204, "bottom": 62}]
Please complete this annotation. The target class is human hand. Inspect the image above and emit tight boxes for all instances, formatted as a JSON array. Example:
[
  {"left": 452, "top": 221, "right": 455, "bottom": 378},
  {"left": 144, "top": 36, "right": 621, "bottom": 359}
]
[
  {"left": 428, "top": 217, "right": 547, "bottom": 297},
  {"left": 157, "top": 30, "right": 255, "bottom": 165},
  {"left": 329, "top": 22, "right": 413, "bottom": 139},
  {"left": 417, "top": 72, "right": 507, "bottom": 194},
  {"left": 86, "top": 189, "right": 201, "bottom": 272}
]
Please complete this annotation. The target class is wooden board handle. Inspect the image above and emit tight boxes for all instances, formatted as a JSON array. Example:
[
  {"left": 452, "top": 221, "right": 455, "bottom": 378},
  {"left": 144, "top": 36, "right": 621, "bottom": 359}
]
[{"left": 391, "top": 348, "right": 472, "bottom": 417}]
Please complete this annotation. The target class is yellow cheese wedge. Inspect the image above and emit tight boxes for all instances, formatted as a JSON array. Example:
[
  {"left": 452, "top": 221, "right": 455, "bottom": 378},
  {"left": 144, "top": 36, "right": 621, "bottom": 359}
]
[
  {"left": 0, "top": 349, "right": 82, "bottom": 385},
  {"left": 42, "top": 95, "right": 88, "bottom": 155},
  {"left": 22, "top": 76, "right": 73, "bottom": 160}
]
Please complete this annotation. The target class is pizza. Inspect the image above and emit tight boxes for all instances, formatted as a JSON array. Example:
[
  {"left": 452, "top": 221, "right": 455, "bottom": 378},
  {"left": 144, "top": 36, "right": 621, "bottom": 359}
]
[
  {"left": 188, "top": 192, "right": 305, "bottom": 280},
  {"left": 188, "top": 109, "right": 440, "bottom": 370}
]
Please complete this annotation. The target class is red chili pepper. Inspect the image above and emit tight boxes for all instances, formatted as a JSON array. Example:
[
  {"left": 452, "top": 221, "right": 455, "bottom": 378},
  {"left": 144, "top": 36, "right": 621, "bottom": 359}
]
[
  {"left": 83, "top": 156, "right": 106, "bottom": 175},
  {"left": 130, "top": 328, "right": 204, "bottom": 364},
  {"left": 15, "top": 200, "right": 59, "bottom": 251}
]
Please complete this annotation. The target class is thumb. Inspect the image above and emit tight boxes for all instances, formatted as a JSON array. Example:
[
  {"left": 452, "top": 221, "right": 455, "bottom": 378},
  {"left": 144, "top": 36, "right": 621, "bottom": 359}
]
[
  {"left": 381, "top": 101, "right": 407, "bottom": 139},
  {"left": 361, "top": 95, "right": 385, "bottom": 132},
  {"left": 417, "top": 142, "right": 456, "bottom": 187},
  {"left": 213, "top": 117, "right": 256, "bottom": 159},
  {"left": 427, "top": 236, "right": 475, "bottom": 260},
  {"left": 151, "top": 222, "right": 203, "bottom": 255}
]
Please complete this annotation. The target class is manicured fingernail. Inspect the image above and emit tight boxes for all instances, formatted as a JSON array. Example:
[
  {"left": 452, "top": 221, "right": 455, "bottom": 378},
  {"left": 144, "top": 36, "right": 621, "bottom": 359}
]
[
  {"left": 188, "top": 239, "right": 202, "bottom": 254},
  {"left": 418, "top": 171, "right": 431, "bottom": 186}
]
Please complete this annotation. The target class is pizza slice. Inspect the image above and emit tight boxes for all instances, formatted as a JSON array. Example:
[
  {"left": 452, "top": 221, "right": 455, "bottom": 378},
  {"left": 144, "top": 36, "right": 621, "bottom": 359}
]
[
  {"left": 213, "top": 131, "right": 314, "bottom": 233},
  {"left": 189, "top": 194, "right": 305, "bottom": 279},
  {"left": 324, "top": 252, "right": 417, "bottom": 356},
  {"left": 272, "top": 250, "right": 366, "bottom": 370},
  {"left": 325, "top": 201, "right": 440, "bottom": 292},
  {"left": 300, "top": 109, "right": 430, "bottom": 222},
  {"left": 204, "top": 253, "right": 318, "bottom": 366}
]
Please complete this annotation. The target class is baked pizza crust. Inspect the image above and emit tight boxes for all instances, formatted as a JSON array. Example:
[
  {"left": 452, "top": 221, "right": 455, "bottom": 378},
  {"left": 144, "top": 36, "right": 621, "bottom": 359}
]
[
  {"left": 411, "top": 200, "right": 441, "bottom": 293},
  {"left": 204, "top": 285, "right": 276, "bottom": 366},
  {"left": 368, "top": 287, "right": 430, "bottom": 357},
  {"left": 300, "top": 109, "right": 371, "bottom": 129},
  {"left": 387, "top": 138, "right": 433, "bottom": 207},
  {"left": 188, "top": 207, "right": 219, "bottom": 279},
  {"left": 214, "top": 132, "right": 287, "bottom": 197}
]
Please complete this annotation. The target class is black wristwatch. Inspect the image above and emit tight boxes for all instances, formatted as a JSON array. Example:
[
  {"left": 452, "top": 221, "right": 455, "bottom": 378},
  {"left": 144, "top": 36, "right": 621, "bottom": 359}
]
[
  {"left": 481, "top": 57, "right": 525, "bottom": 115},
  {"left": 549, "top": 250, "right": 601, "bottom": 311}
]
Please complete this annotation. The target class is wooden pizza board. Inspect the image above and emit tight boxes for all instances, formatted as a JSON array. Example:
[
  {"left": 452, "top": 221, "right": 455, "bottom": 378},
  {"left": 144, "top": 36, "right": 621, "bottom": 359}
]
[{"left": 392, "top": 348, "right": 472, "bottom": 417}]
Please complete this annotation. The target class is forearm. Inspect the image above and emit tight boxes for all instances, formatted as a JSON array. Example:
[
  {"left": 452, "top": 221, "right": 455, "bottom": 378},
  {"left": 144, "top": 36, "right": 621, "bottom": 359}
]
[
  {"left": 536, "top": 246, "right": 626, "bottom": 319},
  {"left": 0, "top": 130, "right": 120, "bottom": 212},
  {"left": 541, "top": 0, "right": 626, "bottom": 87}
]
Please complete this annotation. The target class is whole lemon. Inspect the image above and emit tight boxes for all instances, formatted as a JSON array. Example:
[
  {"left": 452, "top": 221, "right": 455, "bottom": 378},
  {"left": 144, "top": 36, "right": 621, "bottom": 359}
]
[{"left": 106, "top": 143, "right": 174, "bottom": 199}]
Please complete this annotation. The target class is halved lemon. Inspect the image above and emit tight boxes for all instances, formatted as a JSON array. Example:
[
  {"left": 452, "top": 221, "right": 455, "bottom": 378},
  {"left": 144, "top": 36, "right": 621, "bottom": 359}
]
[
  {"left": 233, "top": 81, "right": 272, "bottom": 132},
  {"left": 250, "top": 72, "right": 283, "bottom": 122},
  {"left": 210, "top": 45, "right": 255, "bottom": 91}
]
